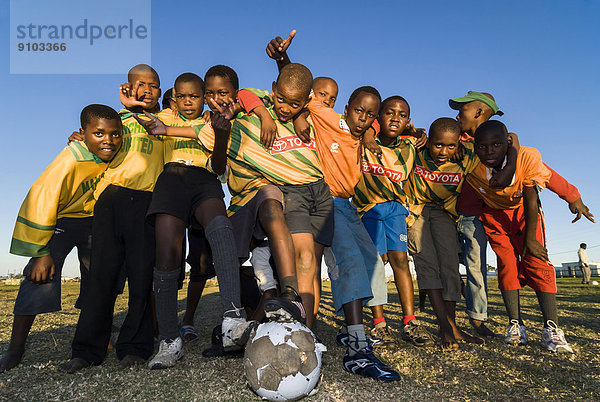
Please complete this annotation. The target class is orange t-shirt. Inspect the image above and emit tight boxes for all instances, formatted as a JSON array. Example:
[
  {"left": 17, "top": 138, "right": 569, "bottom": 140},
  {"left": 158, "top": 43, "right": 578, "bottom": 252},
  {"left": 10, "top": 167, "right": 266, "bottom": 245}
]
[
  {"left": 307, "top": 98, "right": 361, "bottom": 198},
  {"left": 466, "top": 146, "right": 552, "bottom": 210}
]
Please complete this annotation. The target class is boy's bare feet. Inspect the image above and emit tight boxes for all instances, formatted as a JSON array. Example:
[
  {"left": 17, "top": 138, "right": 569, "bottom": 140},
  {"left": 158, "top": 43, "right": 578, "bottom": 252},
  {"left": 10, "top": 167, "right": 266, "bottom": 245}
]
[
  {"left": 440, "top": 327, "right": 459, "bottom": 351},
  {"left": 469, "top": 318, "right": 497, "bottom": 338},
  {"left": 0, "top": 348, "right": 25, "bottom": 373},
  {"left": 453, "top": 327, "right": 485, "bottom": 344},
  {"left": 58, "top": 358, "right": 90, "bottom": 374},
  {"left": 118, "top": 354, "right": 145, "bottom": 368}
]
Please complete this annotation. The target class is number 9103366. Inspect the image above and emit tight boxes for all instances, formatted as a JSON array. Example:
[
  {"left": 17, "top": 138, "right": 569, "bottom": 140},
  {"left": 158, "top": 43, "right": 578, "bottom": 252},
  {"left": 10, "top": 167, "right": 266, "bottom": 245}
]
[{"left": 18, "top": 43, "right": 67, "bottom": 51}]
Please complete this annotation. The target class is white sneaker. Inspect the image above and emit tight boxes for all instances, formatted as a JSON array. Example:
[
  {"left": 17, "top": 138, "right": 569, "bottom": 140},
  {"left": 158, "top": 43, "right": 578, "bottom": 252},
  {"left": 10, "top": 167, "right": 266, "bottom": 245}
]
[
  {"left": 541, "top": 320, "right": 573, "bottom": 353},
  {"left": 148, "top": 337, "right": 183, "bottom": 369},
  {"left": 221, "top": 317, "right": 258, "bottom": 352},
  {"left": 504, "top": 319, "right": 527, "bottom": 345}
]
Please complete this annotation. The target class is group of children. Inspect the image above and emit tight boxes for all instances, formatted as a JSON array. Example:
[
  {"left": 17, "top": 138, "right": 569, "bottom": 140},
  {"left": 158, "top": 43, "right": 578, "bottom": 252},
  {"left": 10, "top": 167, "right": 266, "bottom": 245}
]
[{"left": 1, "top": 31, "right": 594, "bottom": 383}]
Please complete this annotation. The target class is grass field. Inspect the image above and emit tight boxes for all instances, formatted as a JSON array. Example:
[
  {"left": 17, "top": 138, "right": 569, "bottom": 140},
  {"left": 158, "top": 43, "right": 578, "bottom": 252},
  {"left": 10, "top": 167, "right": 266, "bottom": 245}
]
[{"left": 0, "top": 278, "right": 598, "bottom": 401}]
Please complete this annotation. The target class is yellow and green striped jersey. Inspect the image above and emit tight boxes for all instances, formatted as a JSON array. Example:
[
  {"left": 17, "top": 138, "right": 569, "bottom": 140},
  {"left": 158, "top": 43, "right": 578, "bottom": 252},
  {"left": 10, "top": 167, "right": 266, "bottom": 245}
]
[
  {"left": 157, "top": 109, "right": 215, "bottom": 170},
  {"left": 405, "top": 142, "right": 479, "bottom": 226},
  {"left": 11, "top": 142, "right": 108, "bottom": 257},
  {"left": 227, "top": 88, "right": 323, "bottom": 214},
  {"left": 94, "top": 109, "right": 164, "bottom": 197},
  {"left": 352, "top": 137, "right": 417, "bottom": 215}
]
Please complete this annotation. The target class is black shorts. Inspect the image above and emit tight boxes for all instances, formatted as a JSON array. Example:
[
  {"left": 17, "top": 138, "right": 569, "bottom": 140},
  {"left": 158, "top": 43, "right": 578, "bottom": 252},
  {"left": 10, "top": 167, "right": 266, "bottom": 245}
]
[
  {"left": 186, "top": 227, "right": 216, "bottom": 282},
  {"left": 278, "top": 179, "right": 334, "bottom": 246},
  {"left": 147, "top": 162, "right": 225, "bottom": 226}
]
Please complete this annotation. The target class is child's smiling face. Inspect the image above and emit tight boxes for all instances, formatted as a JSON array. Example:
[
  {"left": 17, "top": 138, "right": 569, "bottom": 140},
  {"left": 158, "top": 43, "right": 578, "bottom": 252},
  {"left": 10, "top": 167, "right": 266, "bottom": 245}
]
[{"left": 205, "top": 75, "right": 238, "bottom": 112}]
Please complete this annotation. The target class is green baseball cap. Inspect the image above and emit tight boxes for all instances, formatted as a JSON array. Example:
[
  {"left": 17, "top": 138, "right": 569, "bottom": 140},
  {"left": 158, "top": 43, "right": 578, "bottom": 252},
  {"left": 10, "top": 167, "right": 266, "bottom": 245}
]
[{"left": 449, "top": 91, "right": 504, "bottom": 116}]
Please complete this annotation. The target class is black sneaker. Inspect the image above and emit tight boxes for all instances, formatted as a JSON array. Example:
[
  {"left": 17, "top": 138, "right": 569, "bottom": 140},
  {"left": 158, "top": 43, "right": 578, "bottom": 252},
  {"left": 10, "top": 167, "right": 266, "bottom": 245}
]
[
  {"left": 264, "top": 287, "right": 306, "bottom": 324},
  {"left": 343, "top": 345, "right": 401, "bottom": 382}
]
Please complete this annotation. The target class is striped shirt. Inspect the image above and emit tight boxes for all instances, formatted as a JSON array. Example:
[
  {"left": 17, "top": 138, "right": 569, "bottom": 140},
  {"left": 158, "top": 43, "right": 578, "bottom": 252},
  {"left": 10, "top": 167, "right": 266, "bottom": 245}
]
[
  {"left": 353, "top": 136, "right": 417, "bottom": 215},
  {"left": 227, "top": 88, "right": 323, "bottom": 214},
  {"left": 11, "top": 142, "right": 107, "bottom": 257},
  {"left": 405, "top": 142, "right": 479, "bottom": 226}
]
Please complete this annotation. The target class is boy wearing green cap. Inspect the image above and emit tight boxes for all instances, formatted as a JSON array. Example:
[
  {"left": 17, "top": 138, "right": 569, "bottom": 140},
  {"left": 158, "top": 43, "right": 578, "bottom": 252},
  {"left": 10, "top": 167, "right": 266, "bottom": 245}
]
[{"left": 450, "top": 91, "right": 594, "bottom": 339}]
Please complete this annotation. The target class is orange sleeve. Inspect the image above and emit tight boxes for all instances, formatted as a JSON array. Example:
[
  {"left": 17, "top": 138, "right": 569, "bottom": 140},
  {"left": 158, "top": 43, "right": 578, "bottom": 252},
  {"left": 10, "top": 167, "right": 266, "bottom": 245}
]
[
  {"left": 522, "top": 148, "right": 552, "bottom": 188},
  {"left": 237, "top": 89, "right": 264, "bottom": 113},
  {"left": 545, "top": 164, "right": 581, "bottom": 203},
  {"left": 372, "top": 119, "right": 380, "bottom": 135}
]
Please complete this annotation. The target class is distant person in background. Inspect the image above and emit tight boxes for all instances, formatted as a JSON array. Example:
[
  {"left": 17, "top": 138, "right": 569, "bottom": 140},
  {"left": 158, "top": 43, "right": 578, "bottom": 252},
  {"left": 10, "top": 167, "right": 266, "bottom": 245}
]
[{"left": 578, "top": 243, "right": 591, "bottom": 284}]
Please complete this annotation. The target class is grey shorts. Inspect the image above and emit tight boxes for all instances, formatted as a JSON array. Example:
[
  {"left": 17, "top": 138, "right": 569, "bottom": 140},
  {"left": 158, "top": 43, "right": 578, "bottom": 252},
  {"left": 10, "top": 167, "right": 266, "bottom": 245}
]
[
  {"left": 278, "top": 179, "right": 334, "bottom": 246},
  {"left": 407, "top": 204, "right": 461, "bottom": 302},
  {"left": 13, "top": 217, "right": 92, "bottom": 316}
]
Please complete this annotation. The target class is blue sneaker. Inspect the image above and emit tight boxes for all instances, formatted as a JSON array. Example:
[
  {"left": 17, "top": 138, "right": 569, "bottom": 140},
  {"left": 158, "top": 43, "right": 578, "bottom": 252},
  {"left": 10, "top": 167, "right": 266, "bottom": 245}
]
[{"left": 343, "top": 346, "right": 401, "bottom": 382}]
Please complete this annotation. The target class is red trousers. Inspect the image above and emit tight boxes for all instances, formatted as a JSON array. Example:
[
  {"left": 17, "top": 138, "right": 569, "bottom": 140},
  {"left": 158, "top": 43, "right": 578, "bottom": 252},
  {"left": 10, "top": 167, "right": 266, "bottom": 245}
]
[{"left": 480, "top": 205, "right": 556, "bottom": 293}]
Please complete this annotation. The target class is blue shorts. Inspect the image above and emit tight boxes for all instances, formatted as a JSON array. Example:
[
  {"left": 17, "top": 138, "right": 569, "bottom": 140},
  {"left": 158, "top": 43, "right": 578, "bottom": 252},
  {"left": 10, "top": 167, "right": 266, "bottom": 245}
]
[
  {"left": 329, "top": 197, "right": 387, "bottom": 315},
  {"left": 361, "top": 201, "right": 409, "bottom": 255}
]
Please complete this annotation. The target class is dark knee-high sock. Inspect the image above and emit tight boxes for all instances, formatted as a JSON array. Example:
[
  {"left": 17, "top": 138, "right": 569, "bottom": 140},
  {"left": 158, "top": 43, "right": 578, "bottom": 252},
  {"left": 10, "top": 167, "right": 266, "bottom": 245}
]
[
  {"left": 501, "top": 289, "right": 522, "bottom": 324},
  {"left": 205, "top": 216, "right": 244, "bottom": 319},
  {"left": 535, "top": 291, "right": 558, "bottom": 326},
  {"left": 153, "top": 268, "right": 181, "bottom": 340}
]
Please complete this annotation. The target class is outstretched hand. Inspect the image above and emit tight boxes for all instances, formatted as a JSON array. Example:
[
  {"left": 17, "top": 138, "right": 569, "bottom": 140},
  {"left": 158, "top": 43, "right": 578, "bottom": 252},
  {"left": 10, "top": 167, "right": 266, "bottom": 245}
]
[
  {"left": 120, "top": 81, "right": 146, "bottom": 109},
  {"left": 569, "top": 197, "right": 596, "bottom": 223},
  {"left": 133, "top": 111, "right": 167, "bottom": 136},
  {"left": 266, "top": 30, "right": 296, "bottom": 61}
]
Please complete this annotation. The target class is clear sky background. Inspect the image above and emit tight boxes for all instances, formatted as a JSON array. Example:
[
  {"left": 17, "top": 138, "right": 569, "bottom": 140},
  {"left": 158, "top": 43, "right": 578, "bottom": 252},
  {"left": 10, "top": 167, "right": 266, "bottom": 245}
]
[{"left": 1, "top": 0, "right": 598, "bottom": 277}]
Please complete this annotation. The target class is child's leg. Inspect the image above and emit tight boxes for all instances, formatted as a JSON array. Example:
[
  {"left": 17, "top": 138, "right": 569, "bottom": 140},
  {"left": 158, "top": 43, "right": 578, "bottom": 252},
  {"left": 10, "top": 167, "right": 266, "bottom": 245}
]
[
  {"left": 426, "top": 289, "right": 457, "bottom": 350},
  {"left": 480, "top": 209, "right": 523, "bottom": 323},
  {"left": 3, "top": 217, "right": 87, "bottom": 372},
  {"left": 257, "top": 200, "right": 297, "bottom": 294},
  {"left": 429, "top": 207, "right": 482, "bottom": 344},
  {"left": 194, "top": 197, "right": 243, "bottom": 319},
  {"left": 182, "top": 229, "right": 213, "bottom": 328},
  {"left": 313, "top": 243, "right": 324, "bottom": 319},
  {"left": 182, "top": 281, "right": 207, "bottom": 327},
  {"left": 116, "top": 191, "right": 155, "bottom": 364},
  {"left": 458, "top": 213, "right": 494, "bottom": 335},
  {"left": 291, "top": 232, "right": 317, "bottom": 327},
  {"left": 0, "top": 315, "right": 35, "bottom": 372},
  {"left": 153, "top": 213, "right": 186, "bottom": 341},
  {"left": 501, "top": 289, "right": 522, "bottom": 323}
]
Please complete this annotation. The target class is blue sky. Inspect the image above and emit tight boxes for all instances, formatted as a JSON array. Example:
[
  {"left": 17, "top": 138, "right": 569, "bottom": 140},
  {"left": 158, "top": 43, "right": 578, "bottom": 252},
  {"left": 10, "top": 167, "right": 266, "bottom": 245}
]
[{"left": 1, "top": 0, "right": 598, "bottom": 277}]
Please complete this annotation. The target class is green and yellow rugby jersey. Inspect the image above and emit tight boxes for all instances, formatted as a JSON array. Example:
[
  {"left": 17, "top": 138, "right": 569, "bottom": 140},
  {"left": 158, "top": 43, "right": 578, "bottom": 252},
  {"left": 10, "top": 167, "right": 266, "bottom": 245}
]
[
  {"left": 227, "top": 88, "right": 323, "bottom": 214},
  {"left": 157, "top": 109, "right": 215, "bottom": 170},
  {"left": 352, "top": 136, "right": 417, "bottom": 215},
  {"left": 405, "top": 141, "right": 479, "bottom": 227},
  {"left": 94, "top": 109, "right": 164, "bottom": 197},
  {"left": 11, "top": 142, "right": 107, "bottom": 257}
]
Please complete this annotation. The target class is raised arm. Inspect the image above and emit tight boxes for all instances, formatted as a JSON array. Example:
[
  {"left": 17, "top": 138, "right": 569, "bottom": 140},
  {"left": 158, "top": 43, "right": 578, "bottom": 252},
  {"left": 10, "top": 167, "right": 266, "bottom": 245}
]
[{"left": 265, "top": 30, "right": 296, "bottom": 71}]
